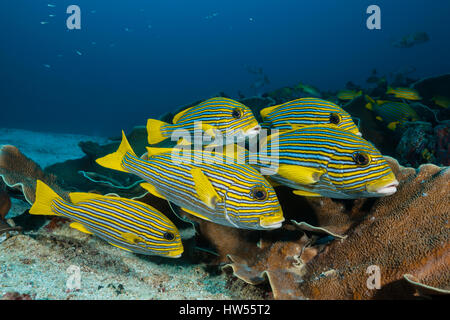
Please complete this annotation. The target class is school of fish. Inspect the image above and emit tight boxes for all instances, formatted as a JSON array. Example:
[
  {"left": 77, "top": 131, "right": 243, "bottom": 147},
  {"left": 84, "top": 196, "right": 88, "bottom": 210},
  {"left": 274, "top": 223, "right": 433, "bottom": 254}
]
[{"left": 30, "top": 95, "right": 402, "bottom": 258}]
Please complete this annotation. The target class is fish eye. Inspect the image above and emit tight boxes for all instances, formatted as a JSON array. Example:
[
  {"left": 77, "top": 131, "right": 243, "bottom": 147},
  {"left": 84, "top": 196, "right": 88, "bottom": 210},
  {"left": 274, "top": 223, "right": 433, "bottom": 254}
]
[
  {"left": 232, "top": 108, "right": 243, "bottom": 119},
  {"left": 251, "top": 186, "right": 267, "bottom": 200},
  {"left": 329, "top": 113, "right": 341, "bottom": 125},
  {"left": 353, "top": 152, "right": 371, "bottom": 166},
  {"left": 163, "top": 232, "right": 175, "bottom": 241}
]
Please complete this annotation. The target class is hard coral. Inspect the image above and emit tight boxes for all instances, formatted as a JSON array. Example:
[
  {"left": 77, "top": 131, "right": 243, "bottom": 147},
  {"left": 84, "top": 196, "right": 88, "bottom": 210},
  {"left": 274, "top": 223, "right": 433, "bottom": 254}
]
[
  {"left": 0, "top": 181, "right": 11, "bottom": 219},
  {"left": 213, "top": 157, "right": 450, "bottom": 299},
  {"left": 0, "top": 145, "right": 65, "bottom": 204}
]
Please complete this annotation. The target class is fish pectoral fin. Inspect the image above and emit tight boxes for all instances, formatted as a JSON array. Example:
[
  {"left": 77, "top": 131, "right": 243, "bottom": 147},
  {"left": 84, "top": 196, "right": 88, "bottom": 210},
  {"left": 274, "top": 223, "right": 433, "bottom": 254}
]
[
  {"left": 200, "top": 124, "right": 218, "bottom": 138},
  {"left": 293, "top": 190, "right": 322, "bottom": 197},
  {"left": 121, "top": 232, "right": 144, "bottom": 244},
  {"left": 277, "top": 165, "right": 325, "bottom": 185},
  {"left": 70, "top": 222, "right": 93, "bottom": 234},
  {"left": 177, "top": 138, "right": 192, "bottom": 146},
  {"left": 140, "top": 183, "right": 166, "bottom": 199},
  {"left": 191, "top": 168, "right": 223, "bottom": 209},
  {"left": 387, "top": 121, "right": 400, "bottom": 131},
  {"left": 181, "top": 207, "right": 212, "bottom": 221}
]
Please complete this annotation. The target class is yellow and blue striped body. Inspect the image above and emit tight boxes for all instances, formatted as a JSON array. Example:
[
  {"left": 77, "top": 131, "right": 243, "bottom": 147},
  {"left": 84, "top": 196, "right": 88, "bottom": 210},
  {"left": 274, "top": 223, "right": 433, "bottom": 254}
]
[
  {"left": 30, "top": 181, "right": 183, "bottom": 258},
  {"left": 120, "top": 150, "right": 284, "bottom": 230},
  {"left": 254, "top": 126, "right": 398, "bottom": 199},
  {"left": 260, "top": 98, "right": 361, "bottom": 136},
  {"left": 386, "top": 87, "right": 422, "bottom": 100},
  {"left": 337, "top": 90, "right": 362, "bottom": 101},
  {"left": 148, "top": 97, "right": 260, "bottom": 145}
]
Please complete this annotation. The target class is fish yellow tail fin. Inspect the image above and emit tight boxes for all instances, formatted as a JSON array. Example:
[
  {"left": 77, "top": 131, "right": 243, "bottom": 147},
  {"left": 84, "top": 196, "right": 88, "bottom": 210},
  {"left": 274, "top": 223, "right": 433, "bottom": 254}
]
[
  {"left": 147, "top": 119, "right": 170, "bottom": 144},
  {"left": 386, "top": 86, "right": 395, "bottom": 94},
  {"left": 96, "top": 131, "right": 136, "bottom": 173},
  {"left": 29, "top": 180, "right": 61, "bottom": 216}
]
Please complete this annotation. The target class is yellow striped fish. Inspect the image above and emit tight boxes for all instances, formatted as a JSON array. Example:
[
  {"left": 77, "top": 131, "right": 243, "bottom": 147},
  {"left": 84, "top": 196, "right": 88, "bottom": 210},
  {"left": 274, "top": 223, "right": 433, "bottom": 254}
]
[
  {"left": 96, "top": 132, "right": 284, "bottom": 230},
  {"left": 259, "top": 98, "right": 361, "bottom": 136},
  {"left": 337, "top": 90, "right": 363, "bottom": 101},
  {"left": 146, "top": 97, "right": 260, "bottom": 145},
  {"left": 386, "top": 87, "right": 422, "bottom": 100},
  {"left": 30, "top": 181, "right": 183, "bottom": 258},
  {"left": 253, "top": 125, "right": 398, "bottom": 199}
]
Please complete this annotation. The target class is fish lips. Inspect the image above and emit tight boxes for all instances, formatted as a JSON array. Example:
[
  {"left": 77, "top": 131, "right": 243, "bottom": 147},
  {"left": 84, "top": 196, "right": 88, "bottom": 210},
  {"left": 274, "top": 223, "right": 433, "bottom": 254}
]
[
  {"left": 367, "top": 179, "right": 399, "bottom": 196},
  {"left": 244, "top": 125, "right": 262, "bottom": 138},
  {"left": 259, "top": 214, "right": 285, "bottom": 229}
]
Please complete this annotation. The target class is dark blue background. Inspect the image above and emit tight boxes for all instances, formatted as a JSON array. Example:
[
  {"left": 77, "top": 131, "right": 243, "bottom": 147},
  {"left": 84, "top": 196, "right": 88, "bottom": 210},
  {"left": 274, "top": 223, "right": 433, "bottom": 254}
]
[{"left": 1, "top": 0, "right": 449, "bottom": 136}]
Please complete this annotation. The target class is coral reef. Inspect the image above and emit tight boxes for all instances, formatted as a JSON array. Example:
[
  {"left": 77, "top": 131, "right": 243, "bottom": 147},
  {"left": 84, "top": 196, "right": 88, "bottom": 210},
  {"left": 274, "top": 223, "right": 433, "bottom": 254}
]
[
  {"left": 0, "top": 181, "right": 11, "bottom": 220},
  {"left": 0, "top": 145, "right": 65, "bottom": 204},
  {"left": 201, "top": 157, "right": 450, "bottom": 299}
]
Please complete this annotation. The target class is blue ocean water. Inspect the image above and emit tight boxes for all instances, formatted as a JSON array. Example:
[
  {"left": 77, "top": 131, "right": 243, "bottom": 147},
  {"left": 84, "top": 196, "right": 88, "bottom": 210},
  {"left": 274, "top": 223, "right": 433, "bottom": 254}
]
[{"left": 0, "top": 0, "right": 449, "bottom": 136}]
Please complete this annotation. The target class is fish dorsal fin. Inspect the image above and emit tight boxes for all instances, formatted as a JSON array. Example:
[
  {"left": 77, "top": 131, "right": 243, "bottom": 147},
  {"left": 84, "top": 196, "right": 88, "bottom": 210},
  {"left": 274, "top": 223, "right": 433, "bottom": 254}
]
[
  {"left": 69, "top": 192, "right": 126, "bottom": 204},
  {"left": 172, "top": 106, "right": 193, "bottom": 124},
  {"left": 260, "top": 105, "right": 279, "bottom": 119},
  {"left": 277, "top": 165, "right": 325, "bottom": 185},
  {"left": 376, "top": 100, "right": 388, "bottom": 105},
  {"left": 190, "top": 168, "right": 222, "bottom": 209},
  {"left": 69, "top": 192, "right": 99, "bottom": 204},
  {"left": 70, "top": 222, "right": 93, "bottom": 234},
  {"left": 140, "top": 183, "right": 166, "bottom": 199},
  {"left": 121, "top": 232, "right": 144, "bottom": 244},
  {"left": 146, "top": 147, "right": 173, "bottom": 157},
  {"left": 293, "top": 190, "right": 322, "bottom": 197},
  {"left": 181, "top": 207, "right": 212, "bottom": 221}
]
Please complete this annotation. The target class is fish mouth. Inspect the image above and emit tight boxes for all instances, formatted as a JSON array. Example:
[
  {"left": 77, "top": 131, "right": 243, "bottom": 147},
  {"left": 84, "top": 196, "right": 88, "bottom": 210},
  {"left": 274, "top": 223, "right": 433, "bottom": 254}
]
[
  {"left": 166, "top": 249, "right": 184, "bottom": 258},
  {"left": 351, "top": 128, "right": 363, "bottom": 137},
  {"left": 244, "top": 124, "right": 262, "bottom": 137},
  {"left": 366, "top": 177, "right": 399, "bottom": 196},
  {"left": 260, "top": 213, "right": 285, "bottom": 229}
]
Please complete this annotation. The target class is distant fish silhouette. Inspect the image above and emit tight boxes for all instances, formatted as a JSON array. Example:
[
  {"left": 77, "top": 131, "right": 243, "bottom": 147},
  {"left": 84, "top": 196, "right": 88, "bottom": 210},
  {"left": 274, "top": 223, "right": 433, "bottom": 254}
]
[{"left": 392, "top": 32, "right": 430, "bottom": 48}]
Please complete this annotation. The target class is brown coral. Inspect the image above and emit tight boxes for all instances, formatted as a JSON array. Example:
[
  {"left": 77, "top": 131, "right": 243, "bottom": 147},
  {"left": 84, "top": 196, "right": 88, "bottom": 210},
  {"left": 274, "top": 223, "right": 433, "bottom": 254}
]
[
  {"left": 207, "top": 157, "right": 450, "bottom": 299},
  {"left": 0, "top": 181, "right": 11, "bottom": 219},
  {"left": 0, "top": 145, "right": 65, "bottom": 204}
]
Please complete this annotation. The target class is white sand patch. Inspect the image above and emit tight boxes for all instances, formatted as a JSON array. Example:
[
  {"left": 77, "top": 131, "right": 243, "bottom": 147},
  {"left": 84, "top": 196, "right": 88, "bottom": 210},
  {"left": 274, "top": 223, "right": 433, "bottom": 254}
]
[{"left": 0, "top": 128, "right": 112, "bottom": 169}]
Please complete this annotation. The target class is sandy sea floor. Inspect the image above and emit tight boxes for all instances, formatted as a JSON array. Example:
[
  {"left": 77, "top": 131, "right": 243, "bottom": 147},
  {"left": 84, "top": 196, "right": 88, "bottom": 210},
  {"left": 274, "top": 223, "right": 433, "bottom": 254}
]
[{"left": 0, "top": 128, "right": 264, "bottom": 300}]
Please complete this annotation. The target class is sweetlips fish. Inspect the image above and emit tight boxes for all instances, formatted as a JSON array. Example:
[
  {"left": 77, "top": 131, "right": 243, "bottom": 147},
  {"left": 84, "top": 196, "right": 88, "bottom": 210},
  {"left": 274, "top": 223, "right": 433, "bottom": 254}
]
[
  {"left": 386, "top": 86, "right": 422, "bottom": 100},
  {"left": 96, "top": 132, "right": 284, "bottom": 230},
  {"left": 337, "top": 90, "right": 363, "bottom": 101},
  {"left": 432, "top": 95, "right": 450, "bottom": 109},
  {"left": 252, "top": 125, "right": 399, "bottom": 199},
  {"left": 259, "top": 97, "right": 361, "bottom": 136},
  {"left": 365, "top": 95, "right": 419, "bottom": 130},
  {"left": 30, "top": 181, "right": 183, "bottom": 258},
  {"left": 295, "top": 83, "right": 322, "bottom": 97},
  {"left": 146, "top": 97, "right": 261, "bottom": 145}
]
